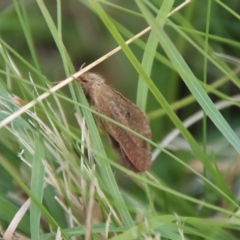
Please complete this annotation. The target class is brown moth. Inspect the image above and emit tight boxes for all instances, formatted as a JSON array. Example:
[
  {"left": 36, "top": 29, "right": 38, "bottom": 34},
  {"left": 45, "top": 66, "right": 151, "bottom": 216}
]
[{"left": 78, "top": 72, "right": 152, "bottom": 172}]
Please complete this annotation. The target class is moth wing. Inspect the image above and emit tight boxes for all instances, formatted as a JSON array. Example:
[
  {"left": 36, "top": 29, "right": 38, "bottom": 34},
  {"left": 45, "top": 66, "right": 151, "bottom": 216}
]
[
  {"left": 93, "top": 86, "right": 152, "bottom": 172},
  {"left": 107, "top": 134, "right": 139, "bottom": 172},
  {"left": 105, "top": 119, "right": 151, "bottom": 172}
]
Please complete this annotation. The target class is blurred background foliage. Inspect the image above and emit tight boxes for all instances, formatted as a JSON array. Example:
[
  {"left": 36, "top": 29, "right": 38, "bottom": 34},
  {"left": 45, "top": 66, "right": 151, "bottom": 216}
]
[{"left": 0, "top": 0, "right": 240, "bottom": 239}]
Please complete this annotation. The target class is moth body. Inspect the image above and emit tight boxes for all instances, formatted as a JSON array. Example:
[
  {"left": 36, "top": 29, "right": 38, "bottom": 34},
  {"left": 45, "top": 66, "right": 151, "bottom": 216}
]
[{"left": 78, "top": 72, "right": 152, "bottom": 172}]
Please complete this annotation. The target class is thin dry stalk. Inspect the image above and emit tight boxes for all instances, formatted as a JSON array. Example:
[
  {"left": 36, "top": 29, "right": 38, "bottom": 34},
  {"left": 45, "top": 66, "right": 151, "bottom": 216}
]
[{"left": 0, "top": 1, "right": 191, "bottom": 128}]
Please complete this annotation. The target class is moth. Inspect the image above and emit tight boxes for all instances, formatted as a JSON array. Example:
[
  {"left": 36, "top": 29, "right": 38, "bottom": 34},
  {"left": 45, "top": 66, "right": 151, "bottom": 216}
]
[{"left": 78, "top": 72, "right": 152, "bottom": 172}]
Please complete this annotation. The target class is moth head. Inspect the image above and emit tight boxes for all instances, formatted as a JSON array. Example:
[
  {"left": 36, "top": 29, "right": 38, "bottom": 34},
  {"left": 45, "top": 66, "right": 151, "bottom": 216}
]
[
  {"left": 87, "top": 72, "right": 105, "bottom": 85},
  {"left": 78, "top": 72, "right": 104, "bottom": 89}
]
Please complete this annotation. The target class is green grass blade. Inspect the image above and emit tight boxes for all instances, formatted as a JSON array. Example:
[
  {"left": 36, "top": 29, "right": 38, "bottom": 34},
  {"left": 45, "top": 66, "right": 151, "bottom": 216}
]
[
  {"left": 137, "top": 2, "right": 240, "bottom": 154},
  {"left": 30, "top": 137, "right": 45, "bottom": 239},
  {"left": 74, "top": 84, "right": 135, "bottom": 227},
  {"left": 137, "top": 0, "right": 173, "bottom": 110}
]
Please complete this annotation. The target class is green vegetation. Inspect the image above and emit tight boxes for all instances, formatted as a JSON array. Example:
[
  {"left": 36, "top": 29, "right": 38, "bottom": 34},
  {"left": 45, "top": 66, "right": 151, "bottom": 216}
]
[{"left": 0, "top": 0, "right": 240, "bottom": 239}]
